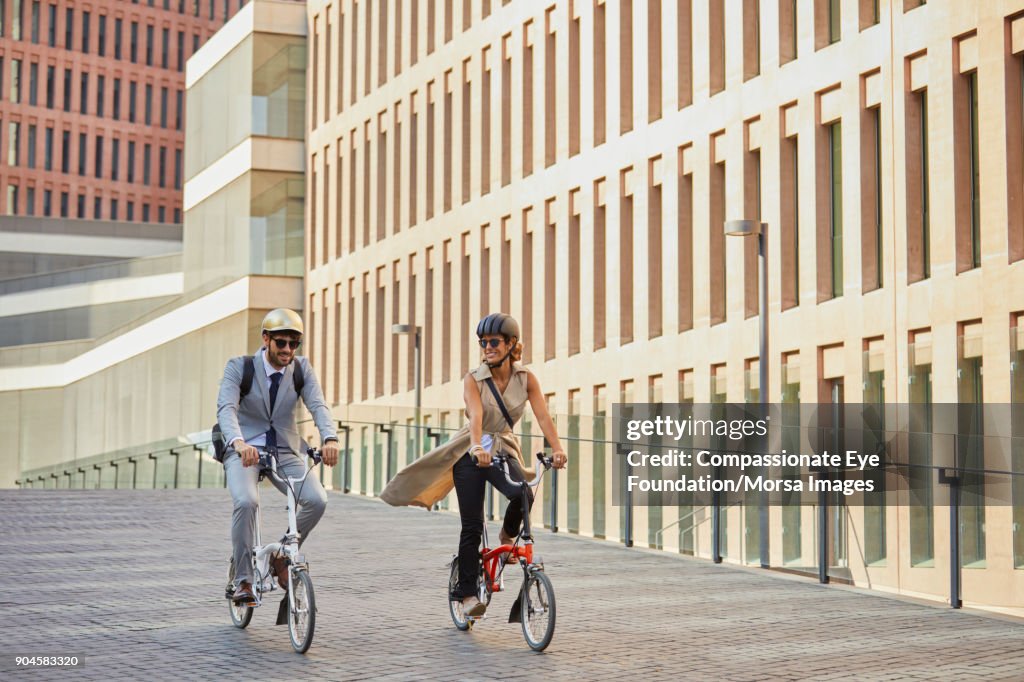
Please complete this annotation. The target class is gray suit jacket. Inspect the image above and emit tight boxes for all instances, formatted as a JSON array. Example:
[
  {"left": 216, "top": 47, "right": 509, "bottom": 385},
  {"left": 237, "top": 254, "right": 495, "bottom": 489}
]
[{"left": 216, "top": 351, "right": 337, "bottom": 455}]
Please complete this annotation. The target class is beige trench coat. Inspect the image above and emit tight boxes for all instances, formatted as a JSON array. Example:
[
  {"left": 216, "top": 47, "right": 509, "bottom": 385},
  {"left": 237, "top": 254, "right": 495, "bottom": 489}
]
[{"left": 380, "top": 362, "right": 535, "bottom": 509}]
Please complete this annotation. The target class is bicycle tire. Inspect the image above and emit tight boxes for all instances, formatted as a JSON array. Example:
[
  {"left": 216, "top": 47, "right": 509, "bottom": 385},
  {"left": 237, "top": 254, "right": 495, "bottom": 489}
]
[
  {"left": 520, "top": 569, "right": 555, "bottom": 651},
  {"left": 448, "top": 558, "right": 471, "bottom": 631},
  {"left": 287, "top": 568, "right": 316, "bottom": 653},
  {"left": 227, "top": 558, "right": 253, "bottom": 629}
]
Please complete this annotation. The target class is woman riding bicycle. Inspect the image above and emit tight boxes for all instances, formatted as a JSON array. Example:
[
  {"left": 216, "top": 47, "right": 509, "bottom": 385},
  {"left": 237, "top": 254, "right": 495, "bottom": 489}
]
[{"left": 381, "top": 313, "right": 567, "bottom": 617}]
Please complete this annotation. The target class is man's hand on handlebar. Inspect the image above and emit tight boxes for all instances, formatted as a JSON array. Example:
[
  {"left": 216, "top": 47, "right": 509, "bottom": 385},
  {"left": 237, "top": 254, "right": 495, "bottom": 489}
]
[
  {"left": 234, "top": 440, "right": 259, "bottom": 467},
  {"left": 321, "top": 440, "right": 339, "bottom": 466}
]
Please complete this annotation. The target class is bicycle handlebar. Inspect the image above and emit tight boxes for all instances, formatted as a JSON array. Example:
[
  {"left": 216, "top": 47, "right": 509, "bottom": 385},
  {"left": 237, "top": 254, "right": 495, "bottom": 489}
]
[{"left": 470, "top": 451, "right": 553, "bottom": 488}]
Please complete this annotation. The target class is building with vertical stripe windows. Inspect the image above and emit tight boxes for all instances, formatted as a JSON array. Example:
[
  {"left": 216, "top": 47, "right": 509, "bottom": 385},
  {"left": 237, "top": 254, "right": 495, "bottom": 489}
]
[{"left": 306, "top": 1, "right": 1024, "bottom": 613}]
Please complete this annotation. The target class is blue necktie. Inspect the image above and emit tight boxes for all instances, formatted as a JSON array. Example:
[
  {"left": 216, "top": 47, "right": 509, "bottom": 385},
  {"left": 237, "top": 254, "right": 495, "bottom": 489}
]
[{"left": 266, "top": 372, "right": 282, "bottom": 452}]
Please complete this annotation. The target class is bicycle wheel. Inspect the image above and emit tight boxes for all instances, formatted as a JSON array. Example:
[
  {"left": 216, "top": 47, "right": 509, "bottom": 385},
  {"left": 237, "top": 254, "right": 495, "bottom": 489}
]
[
  {"left": 287, "top": 568, "right": 316, "bottom": 653},
  {"left": 448, "top": 558, "right": 471, "bottom": 631},
  {"left": 520, "top": 569, "right": 555, "bottom": 651},
  {"left": 227, "top": 558, "right": 253, "bottom": 629}
]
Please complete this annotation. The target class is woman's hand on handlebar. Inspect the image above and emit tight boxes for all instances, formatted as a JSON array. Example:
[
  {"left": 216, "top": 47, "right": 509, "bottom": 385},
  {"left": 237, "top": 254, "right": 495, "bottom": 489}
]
[
  {"left": 470, "top": 444, "right": 491, "bottom": 468},
  {"left": 551, "top": 450, "right": 567, "bottom": 470}
]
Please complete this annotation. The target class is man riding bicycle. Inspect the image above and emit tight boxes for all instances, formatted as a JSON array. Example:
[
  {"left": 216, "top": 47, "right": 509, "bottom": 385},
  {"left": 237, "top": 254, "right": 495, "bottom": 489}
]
[{"left": 216, "top": 308, "right": 339, "bottom": 605}]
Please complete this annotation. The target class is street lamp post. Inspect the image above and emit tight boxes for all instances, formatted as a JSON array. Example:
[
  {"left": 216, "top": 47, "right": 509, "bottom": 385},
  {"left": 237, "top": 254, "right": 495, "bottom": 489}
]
[
  {"left": 725, "top": 219, "right": 769, "bottom": 569},
  {"left": 392, "top": 324, "right": 423, "bottom": 462}
]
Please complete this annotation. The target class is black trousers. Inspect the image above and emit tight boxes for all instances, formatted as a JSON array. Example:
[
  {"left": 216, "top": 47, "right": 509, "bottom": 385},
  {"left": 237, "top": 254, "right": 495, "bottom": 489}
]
[{"left": 451, "top": 452, "right": 534, "bottom": 599}]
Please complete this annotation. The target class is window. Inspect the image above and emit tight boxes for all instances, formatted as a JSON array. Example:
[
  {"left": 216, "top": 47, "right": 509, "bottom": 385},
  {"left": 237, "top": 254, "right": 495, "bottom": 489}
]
[
  {"left": 76, "top": 193, "right": 85, "bottom": 218},
  {"left": 110, "top": 198, "right": 118, "bottom": 220},
  {"left": 30, "top": 0, "right": 38, "bottom": 43},
  {"left": 145, "top": 25, "right": 154, "bottom": 66},
  {"left": 114, "top": 18, "right": 122, "bottom": 59},
  {"left": 174, "top": 148, "right": 182, "bottom": 188},
  {"left": 957, "top": 322, "right": 985, "bottom": 568},
  {"left": 112, "top": 78, "right": 121, "bottom": 120},
  {"left": 130, "top": 21, "right": 138, "bottom": 62},
  {"left": 10, "top": 58, "right": 21, "bottom": 103},
  {"left": 966, "top": 70, "right": 981, "bottom": 269},
  {"left": 158, "top": 146, "right": 166, "bottom": 187},
  {"left": 26, "top": 123, "right": 35, "bottom": 168},
  {"left": 160, "top": 87, "right": 168, "bottom": 127},
  {"left": 64, "top": 7, "right": 71, "bottom": 48},
  {"left": 93, "top": 196, "right": 101, "bottom": 219},
  {"left": 79, "top": 72, "right": 88, "bottom": 114},
  {"left": 127, "top": 200, "right": 134, "bottom": 221},
  {"left": 98, "top": 14, "right": 106, "bottom": 56},
  {"left": 175, "top": 90, "right": 182, "bottom": 130},
  {"left": 43, "top": 189, "right": 51, "bottom": 216},
  {"left": 909, "top": 87, "right": 933, "bottom": 278},
  {"left": 744, "top": 0, "right": 760, "bottom": 80},
  {"left": 828, "top": 121, "right": 843, "bottom": 297},
  {"left": 60, "top": 191, "right": 68, "bottom": 217},
  {"left": 142, "top": 203, "right": 150, "bottom": 222},
  {"left": 45, "top": 64, "right": 53, "bottom": 107},
  {"left": 129, "top": 81, "right": 137, "bottom": 122},
  {"left": 6, "top": 185, "right": 19, "bottom": 215},
  {"left": 78, "top": 132, "right": 87, "bottom": 175},
  {"left": 176, "top": 31, "right": 184, "bottom": 71},
  {"left": 61, "top": 130, "right": 70, "bottom": 172},
  {"left": 28, "top": 61, "right": 37, "bottom": 105},
  {"left": 47, "top": 3, "right": 56, "bottom": 46},
  {"left": 43, "top": 125, "right": 52, "bottom": 170},
  {"left": 81, "top": 10, "right": 90, "bottom": 51},
  {"left": 144, "top": 84, "right": 152, "bottom": 124},
  {"left": 111, "top": 138, "right": 120, "bottom": 180},
  {"left": 96, "top": 75, "right": 105, "bottom": 117},
  {"left": 10, "top": 0, "right": 20, "bottom": 39},
  {"left": 161, "top": 27, "right": 169, "bottom": 68},
  {"left": 173, "top": 207, "right": 180, "bottom": 223},
  {"left": 7, "top": 122, "right": 20, "bottom": 165},
  {"left": 94, "top": 135, "right": 103, "bottom": 178},
  {"left": 709, "top": 0, "right": 725, "bottom": 94},
  {"left": 62, "top": 67, "right": 70, "bottom": 111},
  {"left": 143, "top": 143, "right": 151, "bottom": 185},
  {"left": 127, "top": 140, "right": 135, "bottom": 182},
  {"left": 781, "top": 0, "right": 797, "bottom": 63},
  {"left": 829, "top": 0, "right": 840, "bottom": 43},
  {"left": 862, "top": 103, "right": 882, "bottom": 292}
]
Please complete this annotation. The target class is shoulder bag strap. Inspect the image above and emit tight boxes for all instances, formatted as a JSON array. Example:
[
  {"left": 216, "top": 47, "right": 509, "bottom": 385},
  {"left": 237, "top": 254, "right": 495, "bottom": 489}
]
[{"left": 484, "top": 377, "right": 516, "bottom": 430}]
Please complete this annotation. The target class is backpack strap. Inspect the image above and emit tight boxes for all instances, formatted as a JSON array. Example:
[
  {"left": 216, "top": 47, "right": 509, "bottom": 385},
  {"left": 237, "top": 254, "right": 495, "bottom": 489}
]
[
  {"left": 292, "top": 360, "right": 305, "bottom": 396},
  {"left": 239, "top": 356, "right": 256, "bottom": 399},
  {"left": 484, "top": 377, "right": 516, "bottom": 430}
]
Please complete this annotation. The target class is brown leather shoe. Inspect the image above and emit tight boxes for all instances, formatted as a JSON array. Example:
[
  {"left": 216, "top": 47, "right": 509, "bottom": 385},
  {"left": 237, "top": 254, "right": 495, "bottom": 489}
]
[
  {"left": 271, "top": 554, "right": 289, "bottom": 590},
  {"left": 232, "top": 581, "right": 256, "bottom": 605}
]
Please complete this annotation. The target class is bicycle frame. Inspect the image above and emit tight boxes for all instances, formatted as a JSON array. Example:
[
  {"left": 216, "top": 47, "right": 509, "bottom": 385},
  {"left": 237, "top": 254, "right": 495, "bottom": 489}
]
[
  {"left": 247, "top": 451, "right": 317, "bottom": 606},
  {"left": 478, "top": 454, "right": 551, "bottom": 594}
]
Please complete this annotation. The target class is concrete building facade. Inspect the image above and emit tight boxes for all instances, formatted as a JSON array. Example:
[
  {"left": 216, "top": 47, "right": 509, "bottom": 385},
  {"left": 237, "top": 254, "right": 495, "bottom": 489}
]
[
  {"left": 3, "top": 0, "right": 308, "bottom": 491},
  {"left": 305, "top": 0, "right": 1024, "bottom": 612}
]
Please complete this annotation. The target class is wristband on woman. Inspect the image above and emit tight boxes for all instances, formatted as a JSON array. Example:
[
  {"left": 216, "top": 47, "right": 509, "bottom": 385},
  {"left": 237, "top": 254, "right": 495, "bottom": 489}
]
[{"left": 469, "top": 444, "right": 486, "bottom": 456}]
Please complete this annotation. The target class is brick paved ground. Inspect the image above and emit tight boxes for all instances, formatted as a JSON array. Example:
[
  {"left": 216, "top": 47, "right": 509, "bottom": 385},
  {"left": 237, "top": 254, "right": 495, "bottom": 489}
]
[{"left": 4, "top": 489, "right": 1024, "bottom": 681}]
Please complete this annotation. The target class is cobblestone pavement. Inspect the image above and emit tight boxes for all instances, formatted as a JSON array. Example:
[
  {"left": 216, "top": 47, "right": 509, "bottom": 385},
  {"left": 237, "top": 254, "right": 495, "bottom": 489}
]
[{"left": 4, "top": 489, "right": 1024, "bottom": 681}]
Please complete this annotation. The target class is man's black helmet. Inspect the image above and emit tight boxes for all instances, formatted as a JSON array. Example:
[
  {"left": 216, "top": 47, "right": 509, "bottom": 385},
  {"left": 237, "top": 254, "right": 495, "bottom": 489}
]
[{"left": 476, "top": 313, "right": 520, "bottom": 341}]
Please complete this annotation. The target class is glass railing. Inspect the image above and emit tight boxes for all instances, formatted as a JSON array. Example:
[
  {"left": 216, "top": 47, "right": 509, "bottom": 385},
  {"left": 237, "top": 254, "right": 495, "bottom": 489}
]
[{"left": 15, "top": 404, "right": 1024, "bottom": 612}]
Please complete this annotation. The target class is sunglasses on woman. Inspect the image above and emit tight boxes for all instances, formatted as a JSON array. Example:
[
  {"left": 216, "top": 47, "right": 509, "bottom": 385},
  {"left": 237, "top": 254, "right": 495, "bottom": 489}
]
[
  {"left": 478, "top": 338, "right": 504, "bottom": 349},
  {"left": 272, "top": 337, "right": 302, "bottom": 350}
]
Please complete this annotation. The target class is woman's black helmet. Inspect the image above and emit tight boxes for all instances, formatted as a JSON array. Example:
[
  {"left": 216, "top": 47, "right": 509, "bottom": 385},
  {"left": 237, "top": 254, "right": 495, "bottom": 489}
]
[{"left": 476, "top": 313, "right": 520, "bottom": 341}]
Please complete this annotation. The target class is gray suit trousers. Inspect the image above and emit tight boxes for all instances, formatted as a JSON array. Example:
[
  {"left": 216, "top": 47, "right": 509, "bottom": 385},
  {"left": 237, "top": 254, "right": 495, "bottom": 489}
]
[{"left": 225, "top": 449, "right": 328, "bottom": 586}]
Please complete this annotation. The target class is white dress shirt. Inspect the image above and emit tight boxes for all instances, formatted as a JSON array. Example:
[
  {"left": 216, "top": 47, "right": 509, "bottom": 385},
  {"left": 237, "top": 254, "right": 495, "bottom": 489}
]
[{"left": 232, "top": 349, "right": 285, "bottom": 449}]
